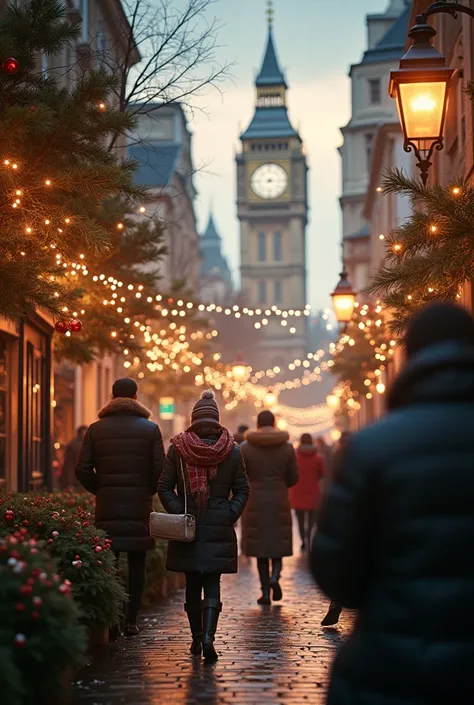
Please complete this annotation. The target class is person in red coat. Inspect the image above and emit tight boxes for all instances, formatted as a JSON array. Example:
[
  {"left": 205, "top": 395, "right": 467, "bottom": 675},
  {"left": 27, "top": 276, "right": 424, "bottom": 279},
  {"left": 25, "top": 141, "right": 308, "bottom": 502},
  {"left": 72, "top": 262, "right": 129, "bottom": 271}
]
[{"left": 290, "top": 433, "right": 325, "bottom": 552}]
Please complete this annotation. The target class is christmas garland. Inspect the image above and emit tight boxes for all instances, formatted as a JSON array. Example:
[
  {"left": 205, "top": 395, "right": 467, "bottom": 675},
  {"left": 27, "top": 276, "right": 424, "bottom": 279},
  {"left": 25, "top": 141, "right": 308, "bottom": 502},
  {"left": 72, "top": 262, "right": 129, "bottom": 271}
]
[{"left": 367, "top": 170, "right": 474, "bottom": 336}]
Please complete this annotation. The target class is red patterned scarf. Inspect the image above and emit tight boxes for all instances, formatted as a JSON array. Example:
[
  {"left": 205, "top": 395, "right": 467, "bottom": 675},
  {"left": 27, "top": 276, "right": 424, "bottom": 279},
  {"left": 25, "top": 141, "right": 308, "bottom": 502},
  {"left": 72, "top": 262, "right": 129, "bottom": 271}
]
[{"left": 172, "top": 429, "right": 235, "bottom": 511}]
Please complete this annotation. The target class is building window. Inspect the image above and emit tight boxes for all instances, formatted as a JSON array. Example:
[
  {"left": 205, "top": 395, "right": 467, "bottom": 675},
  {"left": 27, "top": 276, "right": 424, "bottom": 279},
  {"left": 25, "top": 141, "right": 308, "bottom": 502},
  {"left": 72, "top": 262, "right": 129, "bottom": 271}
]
[
  {"left": 365, "top": 133, "right": 373, "bottom": 172},
  {"left": 41, "top": 52, "right": 48, "bottom": 77},
  {"left": 0, "top": 335, "right": 8, "bottom": 487},
  {"left": 258, "top": 232, "right": 266, "bottom": 262},
  {"left": 368, "top": 78, "right": 381, "bottom": 105},
  {"left": 258, "top": 280, "right": 267, "bottom": 304},
  {"left": 274, "top": 280, "right": 282, "bottom": 304},
  {"left": 97, "top": 19, "right": 106, "bottom": 62},
  {"left": 273, "top": 231, "right": 282, "bottom": 261}
]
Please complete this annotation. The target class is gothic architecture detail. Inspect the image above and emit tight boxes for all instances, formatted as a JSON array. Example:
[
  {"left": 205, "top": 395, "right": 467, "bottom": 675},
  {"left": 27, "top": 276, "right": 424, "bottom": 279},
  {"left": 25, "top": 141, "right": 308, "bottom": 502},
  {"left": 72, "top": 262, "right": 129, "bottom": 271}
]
[{"left": 236, "top": 19, "right": 308, "bottom": 368}]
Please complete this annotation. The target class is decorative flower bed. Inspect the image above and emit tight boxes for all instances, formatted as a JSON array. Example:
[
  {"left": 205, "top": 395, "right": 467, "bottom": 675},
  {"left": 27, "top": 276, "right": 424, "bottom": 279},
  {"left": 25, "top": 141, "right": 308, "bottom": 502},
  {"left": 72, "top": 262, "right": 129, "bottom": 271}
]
[{"left": 0, "top": 533, "right": 86, "bottom": 705}]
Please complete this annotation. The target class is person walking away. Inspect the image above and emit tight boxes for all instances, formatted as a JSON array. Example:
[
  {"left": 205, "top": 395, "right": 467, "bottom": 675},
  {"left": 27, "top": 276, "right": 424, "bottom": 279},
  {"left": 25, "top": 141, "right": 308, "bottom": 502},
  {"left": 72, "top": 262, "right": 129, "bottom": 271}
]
[
  {"left": 311, "top": 302, "right": 474, "bottom": 705},
  {"left": 60, "top": 426, "right": 87, "bottom": 491},
  {"left": 241, "top": 410, "right": 298, "bottom": 605},
  {"left": 158, "top": 390, "right": 249, "bottom": 662},
  {"left": 316, "top": 436, "right": 333, "bottom": 479},
  {"left": 76, "top": 377, "right": 164, "bottom": 636},
  {"left": 234, "top": 424, "right": 249, "bottom": 445},
  {"left": 290, "top": 433, "right": 325, "bottom": 552},
  {"left": 319, "top": 430, "right": 351, "bottom": 627}
]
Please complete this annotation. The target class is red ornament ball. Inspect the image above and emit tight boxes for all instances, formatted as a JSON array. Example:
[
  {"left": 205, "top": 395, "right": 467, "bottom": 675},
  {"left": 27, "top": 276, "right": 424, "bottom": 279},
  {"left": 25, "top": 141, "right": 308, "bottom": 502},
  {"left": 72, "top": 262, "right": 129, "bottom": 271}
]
[
  {"left": 69, "top": 319, "right": 82, "bottom": 333},
  {"left": 54, "top": 320, "right": 69, "bottom": 335},
  {"left": 3, "top": 57, "right": 19, "bottom": 74},
  {"left": 95, "top": 545, "right": 102, "bottom": 553}
]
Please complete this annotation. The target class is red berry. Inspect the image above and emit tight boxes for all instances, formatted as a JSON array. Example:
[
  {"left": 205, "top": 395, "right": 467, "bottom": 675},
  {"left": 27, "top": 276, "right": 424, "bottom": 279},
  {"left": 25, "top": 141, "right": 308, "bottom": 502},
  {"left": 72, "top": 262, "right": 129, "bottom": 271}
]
[
  {"left": 32, "top": 612, "right": 40, "bottom": 620},
  {"left": 16, "top": 603, "right": 25, "bottom": 612},
  {"left": 95, "top": 545, "right": 102, "bottom": 553},
  {"left": 19, "top": 585, "right": 32, "bottom": 595}
]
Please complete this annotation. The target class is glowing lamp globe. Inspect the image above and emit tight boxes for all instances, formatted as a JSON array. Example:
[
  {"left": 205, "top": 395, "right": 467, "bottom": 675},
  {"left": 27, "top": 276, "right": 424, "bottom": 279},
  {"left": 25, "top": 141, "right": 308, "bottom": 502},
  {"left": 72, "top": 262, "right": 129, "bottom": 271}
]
[
  {"left": 331, "top": 271, "right": 356, "bottom": 325},
  {"left": 389, "top": 22, "right": 453, "bottom": 182},
  {"left": 231, "top": 354, "right": 250, "bottom": 382},
  {"left": 264, "top": 391, "right": 277, "bottom": 408},
  {"left": 326, "top": 394, "right": 340, "bottom": 410},
  {"left": 2, "top": 57, "right": 19, "bottom": 74}
]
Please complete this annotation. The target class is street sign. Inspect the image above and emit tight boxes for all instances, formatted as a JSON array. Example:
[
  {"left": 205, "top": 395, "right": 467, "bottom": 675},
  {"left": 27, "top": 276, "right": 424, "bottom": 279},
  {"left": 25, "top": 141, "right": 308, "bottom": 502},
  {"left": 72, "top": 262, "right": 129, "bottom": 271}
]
[{"left": 159, "top": 397, "right": 175, "bottom": 420}]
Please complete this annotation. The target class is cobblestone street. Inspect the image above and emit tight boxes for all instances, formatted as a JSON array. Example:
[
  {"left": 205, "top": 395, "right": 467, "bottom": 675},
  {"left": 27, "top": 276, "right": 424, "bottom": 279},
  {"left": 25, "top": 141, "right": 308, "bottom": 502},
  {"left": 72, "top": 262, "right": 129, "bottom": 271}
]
[{"left": 73, "top": 550, "right": 352, "bottom": 705}]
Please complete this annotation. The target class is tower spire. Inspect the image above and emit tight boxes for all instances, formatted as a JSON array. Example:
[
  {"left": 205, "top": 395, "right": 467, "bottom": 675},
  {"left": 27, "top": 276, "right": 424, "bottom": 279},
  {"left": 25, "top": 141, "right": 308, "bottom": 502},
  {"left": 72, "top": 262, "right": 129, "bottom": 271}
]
[{"left": 266, "top": 0, "right": 274, "bottom": 29}]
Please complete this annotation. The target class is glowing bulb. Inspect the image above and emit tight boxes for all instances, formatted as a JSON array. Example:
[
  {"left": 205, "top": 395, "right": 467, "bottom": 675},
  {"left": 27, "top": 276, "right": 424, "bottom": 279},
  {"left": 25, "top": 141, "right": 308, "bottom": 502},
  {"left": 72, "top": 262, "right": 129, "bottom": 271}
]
[
  {"left": 117, "top": 222, "right": 124, "bottom": 230},
  {"left": 452, "top": 187, "right": 461, "bottom": 195},
  {"left": 379, "top": 234, "right": 384, "bottom": 240},
  {"left": 45, "top": 179, "right": 51, "bottom": 186}
]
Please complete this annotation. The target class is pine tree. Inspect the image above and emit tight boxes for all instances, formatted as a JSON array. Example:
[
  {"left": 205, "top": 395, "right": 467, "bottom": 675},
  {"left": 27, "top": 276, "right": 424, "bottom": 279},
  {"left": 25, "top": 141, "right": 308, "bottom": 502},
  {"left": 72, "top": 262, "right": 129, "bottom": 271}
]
[
  {"left": 367, "top": 170, "right": 472, "bottom": 336},
  {"left": 0, "top": 0, "right": 144, "bottom": 320}
]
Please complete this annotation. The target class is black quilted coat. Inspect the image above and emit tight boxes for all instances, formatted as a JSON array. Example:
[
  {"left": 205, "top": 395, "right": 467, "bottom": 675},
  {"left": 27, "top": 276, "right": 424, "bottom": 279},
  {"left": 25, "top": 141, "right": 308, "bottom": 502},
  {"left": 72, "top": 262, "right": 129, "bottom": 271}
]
[
  {"left": 158, "top": 441, "right": 250, "bottom": 573},
  {"left": 312, "top": 342, "right": 474, "bottom": 705},
  {"left": 75, "top": 397, "right": 165, "bottom": 551}
]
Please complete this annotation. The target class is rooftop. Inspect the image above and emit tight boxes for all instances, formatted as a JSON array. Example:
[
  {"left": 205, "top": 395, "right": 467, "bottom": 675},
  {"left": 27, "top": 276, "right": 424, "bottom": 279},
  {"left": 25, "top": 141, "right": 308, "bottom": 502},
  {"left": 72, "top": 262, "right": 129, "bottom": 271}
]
[
  {"left": 241, "top": 106, "right": 298, "bottom": 141},
  {"left": 129, "top": 143, "right": 181, "bottom": 187},
  {"left": 360, "top": 5, "right": 410, "bottom": 65}
]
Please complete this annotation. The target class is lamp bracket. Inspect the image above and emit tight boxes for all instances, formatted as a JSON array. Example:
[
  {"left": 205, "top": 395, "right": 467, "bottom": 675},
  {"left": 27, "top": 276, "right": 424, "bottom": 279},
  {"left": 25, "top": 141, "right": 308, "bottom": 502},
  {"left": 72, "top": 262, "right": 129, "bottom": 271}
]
[
  {"left": 417, "top": 1, "right": 474, "bottom": 25},
  {"left": 403, "top": 137, "right": 444, "bottom": 185}
]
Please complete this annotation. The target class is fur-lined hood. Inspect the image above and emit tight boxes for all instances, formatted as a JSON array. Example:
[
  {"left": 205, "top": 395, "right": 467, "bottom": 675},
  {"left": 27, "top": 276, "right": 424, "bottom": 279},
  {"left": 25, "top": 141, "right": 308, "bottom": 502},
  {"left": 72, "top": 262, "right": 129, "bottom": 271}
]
[
  {"left": 245, "top": 426, "right": 289, "bottom": 447},
  {"left": 98, "top": 397, "right": 152, "bottom": 419}
]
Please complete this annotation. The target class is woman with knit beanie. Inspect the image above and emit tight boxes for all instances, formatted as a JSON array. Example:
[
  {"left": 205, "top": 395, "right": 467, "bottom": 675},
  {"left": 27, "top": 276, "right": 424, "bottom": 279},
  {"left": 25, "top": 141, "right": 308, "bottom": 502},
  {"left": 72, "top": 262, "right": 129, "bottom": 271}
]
[{"left": 158, "top": 390, "right": 250, "bottom": 662}]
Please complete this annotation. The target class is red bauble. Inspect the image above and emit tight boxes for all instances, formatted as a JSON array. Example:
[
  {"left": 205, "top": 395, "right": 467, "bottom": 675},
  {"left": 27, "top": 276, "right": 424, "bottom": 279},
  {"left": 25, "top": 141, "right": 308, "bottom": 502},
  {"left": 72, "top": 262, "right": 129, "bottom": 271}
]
[
  {"left": 69, "top": 319, "right": 82, "bottom": 333},
  {"left": 3, "top": 57, "right": 19, "bottom": 74},
  {"left": 54, "top": 320, "right": 68, "bottom": 335}
]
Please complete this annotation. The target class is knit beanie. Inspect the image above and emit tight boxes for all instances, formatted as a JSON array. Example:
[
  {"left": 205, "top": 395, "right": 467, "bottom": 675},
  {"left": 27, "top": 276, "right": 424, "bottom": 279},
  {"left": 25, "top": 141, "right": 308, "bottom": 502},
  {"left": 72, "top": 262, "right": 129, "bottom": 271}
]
[
  {"left": 405, "top": 302, "right": 474, "bottom": 359},
  {"left": 190, "top": 390, "right": 220, "bottom": 428}
]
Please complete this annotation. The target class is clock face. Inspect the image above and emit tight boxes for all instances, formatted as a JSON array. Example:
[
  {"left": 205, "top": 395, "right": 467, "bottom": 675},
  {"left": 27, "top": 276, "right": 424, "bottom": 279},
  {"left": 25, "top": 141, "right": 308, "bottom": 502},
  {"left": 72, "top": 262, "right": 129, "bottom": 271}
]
[{"left": 251, "top": 163, "right": 288, "bottom": 200}]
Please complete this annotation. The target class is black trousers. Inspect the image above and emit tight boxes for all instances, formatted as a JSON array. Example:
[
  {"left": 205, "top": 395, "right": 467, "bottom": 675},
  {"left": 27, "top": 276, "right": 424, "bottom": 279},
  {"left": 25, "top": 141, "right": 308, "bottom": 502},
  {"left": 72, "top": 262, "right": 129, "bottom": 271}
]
[
  {"left": 295, "top": 509, "right": 317, "bottom": 546},
  {"left": 185, "top": 572, "right": 221, "bottom": 603},
  {"left": 257, "top": 557, "right": 282, "bottom": 591},
  {"left": 114, "top": 550, "right": 147, "bottom": 622}
]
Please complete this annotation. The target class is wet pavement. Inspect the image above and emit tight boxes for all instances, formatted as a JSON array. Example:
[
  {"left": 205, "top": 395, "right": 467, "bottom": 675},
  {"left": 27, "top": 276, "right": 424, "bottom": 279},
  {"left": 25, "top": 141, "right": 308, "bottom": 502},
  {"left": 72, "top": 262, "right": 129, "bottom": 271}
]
[{"left": 73, "top": 549, "right": 352, "bottom": 705}]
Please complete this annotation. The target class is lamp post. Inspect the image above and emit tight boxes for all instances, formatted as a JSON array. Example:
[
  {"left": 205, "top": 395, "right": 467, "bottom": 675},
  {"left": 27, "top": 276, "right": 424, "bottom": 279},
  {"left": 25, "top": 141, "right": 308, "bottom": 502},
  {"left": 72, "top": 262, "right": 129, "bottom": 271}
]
[
  {"left": 390, "top": 1, "right": 474, "bottom": 184},
  {"left": 331, "top": 270, "right": 356, "bottom": 328}
]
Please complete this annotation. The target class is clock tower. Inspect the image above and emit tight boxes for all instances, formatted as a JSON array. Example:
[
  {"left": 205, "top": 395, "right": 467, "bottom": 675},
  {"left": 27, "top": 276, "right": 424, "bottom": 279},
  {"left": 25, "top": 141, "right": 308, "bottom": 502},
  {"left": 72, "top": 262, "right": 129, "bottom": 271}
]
[{"left": 236, "top": 11, "right": 309, "bottom": 369}]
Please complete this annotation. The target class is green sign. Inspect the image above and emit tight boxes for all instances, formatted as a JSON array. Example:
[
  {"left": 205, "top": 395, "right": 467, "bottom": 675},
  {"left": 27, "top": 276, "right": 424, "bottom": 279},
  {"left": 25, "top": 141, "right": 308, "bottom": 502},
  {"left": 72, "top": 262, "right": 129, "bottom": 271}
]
[{"left": 159, "top": 397, "right": 175, "bottom": 420}]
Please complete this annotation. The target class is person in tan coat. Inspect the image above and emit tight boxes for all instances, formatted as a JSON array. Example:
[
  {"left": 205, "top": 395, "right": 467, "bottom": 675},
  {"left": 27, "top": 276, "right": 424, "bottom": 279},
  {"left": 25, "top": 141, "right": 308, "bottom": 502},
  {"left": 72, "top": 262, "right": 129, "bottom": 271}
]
[{"left": 240, "top": 410, "right": 298, "bottom": 605}]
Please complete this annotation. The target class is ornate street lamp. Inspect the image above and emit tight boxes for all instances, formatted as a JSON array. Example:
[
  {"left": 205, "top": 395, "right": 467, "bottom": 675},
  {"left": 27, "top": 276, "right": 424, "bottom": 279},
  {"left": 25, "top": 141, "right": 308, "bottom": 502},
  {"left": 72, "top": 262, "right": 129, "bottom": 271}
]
[
  {"left": 231, "top": 354, "right": 250, "bottom": 382},
  {"left": 331, "top": 270, "right": 356, "bottom": 327},
  {"left": 390, "top": 2, "right": 474, "bottom": 184},
  {"left": 264, "top": 389, "right": 278, "bottom": 408}
]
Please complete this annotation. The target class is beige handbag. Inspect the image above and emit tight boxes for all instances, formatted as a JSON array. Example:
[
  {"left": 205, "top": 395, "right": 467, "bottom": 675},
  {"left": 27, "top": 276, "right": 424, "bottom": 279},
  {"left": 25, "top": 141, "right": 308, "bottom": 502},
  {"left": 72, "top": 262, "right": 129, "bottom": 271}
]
[{"left": 150, "top": 457, "right": 196, "bottom": 542}]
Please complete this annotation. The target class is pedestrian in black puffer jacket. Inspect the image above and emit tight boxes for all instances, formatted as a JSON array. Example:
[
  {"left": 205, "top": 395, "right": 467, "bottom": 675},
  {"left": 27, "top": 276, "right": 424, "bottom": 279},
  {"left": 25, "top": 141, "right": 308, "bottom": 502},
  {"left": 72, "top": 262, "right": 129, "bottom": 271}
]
[
  {"left": 76, "top": 377, "right": 165, "bottom": 636},
  {"left": 312, "top": 303, "right": 474, "bottom": 705},
  {"left": 158, "top": 390, "right": 249, "bottom": 662}
]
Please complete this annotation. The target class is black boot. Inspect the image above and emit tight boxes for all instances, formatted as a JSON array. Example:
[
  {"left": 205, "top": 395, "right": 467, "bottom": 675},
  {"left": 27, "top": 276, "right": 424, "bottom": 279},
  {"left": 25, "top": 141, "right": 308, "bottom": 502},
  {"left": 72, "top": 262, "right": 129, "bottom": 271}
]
[
  {"left": 201, "top": 598, "right": 222, "bottom": 662},
  {"left": 270, "top": 559, "right": 283, "bottom": 602},
  {"left": 185, "top": 603, "right": 202, "bottom": 656},
  {"left": 321, "top": 601, "right": 342, "bottom": 626},
  {"left": 257, "top": 558, "right": 271, "bottom": 605}
]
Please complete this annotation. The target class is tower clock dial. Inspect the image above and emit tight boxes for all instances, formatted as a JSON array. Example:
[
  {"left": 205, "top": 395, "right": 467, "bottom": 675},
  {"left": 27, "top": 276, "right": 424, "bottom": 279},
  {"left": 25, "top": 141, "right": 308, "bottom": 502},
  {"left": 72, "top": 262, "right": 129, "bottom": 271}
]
[{"left": 251, "top": 163, "right": 288, "bottom": 199}]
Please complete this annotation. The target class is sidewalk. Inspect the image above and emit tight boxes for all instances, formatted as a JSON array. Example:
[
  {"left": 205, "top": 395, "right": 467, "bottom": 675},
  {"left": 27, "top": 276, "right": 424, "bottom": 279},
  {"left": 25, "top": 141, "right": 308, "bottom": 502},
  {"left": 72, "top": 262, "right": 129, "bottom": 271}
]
[{"left": 73, "top": 553, "right": 351, "bottom": 705}]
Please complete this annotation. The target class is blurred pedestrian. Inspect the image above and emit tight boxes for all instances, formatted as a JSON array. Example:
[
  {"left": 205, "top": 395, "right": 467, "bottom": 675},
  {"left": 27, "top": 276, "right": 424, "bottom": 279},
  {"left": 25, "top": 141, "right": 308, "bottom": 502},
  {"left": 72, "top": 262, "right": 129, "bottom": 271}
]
[
  {"left": 59, "top": 426, "right": 87, "bottom": 491},
  {"left": 290, "top": 433, "right": 325, "bottom": 552},
  {"left": 311, "top": 302, "right": 474, "bottom": 704},
  {"left": 76, "top": 377, "right": 165, "bottom": 637},
  {"left": 241, "top": 410, "right": 298, "bottom": 605},
  {"left": 316, "top": 436, "right": 333, "bottom": 478},
  {"left": 234, "top": 424, "right": 249, "bottom": 445},
  {"left": 158, "top": 390, "right": 249, "bottom": 662},
  {"left": 319, "top": 430, "right": 351, "bottom": 627}
]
